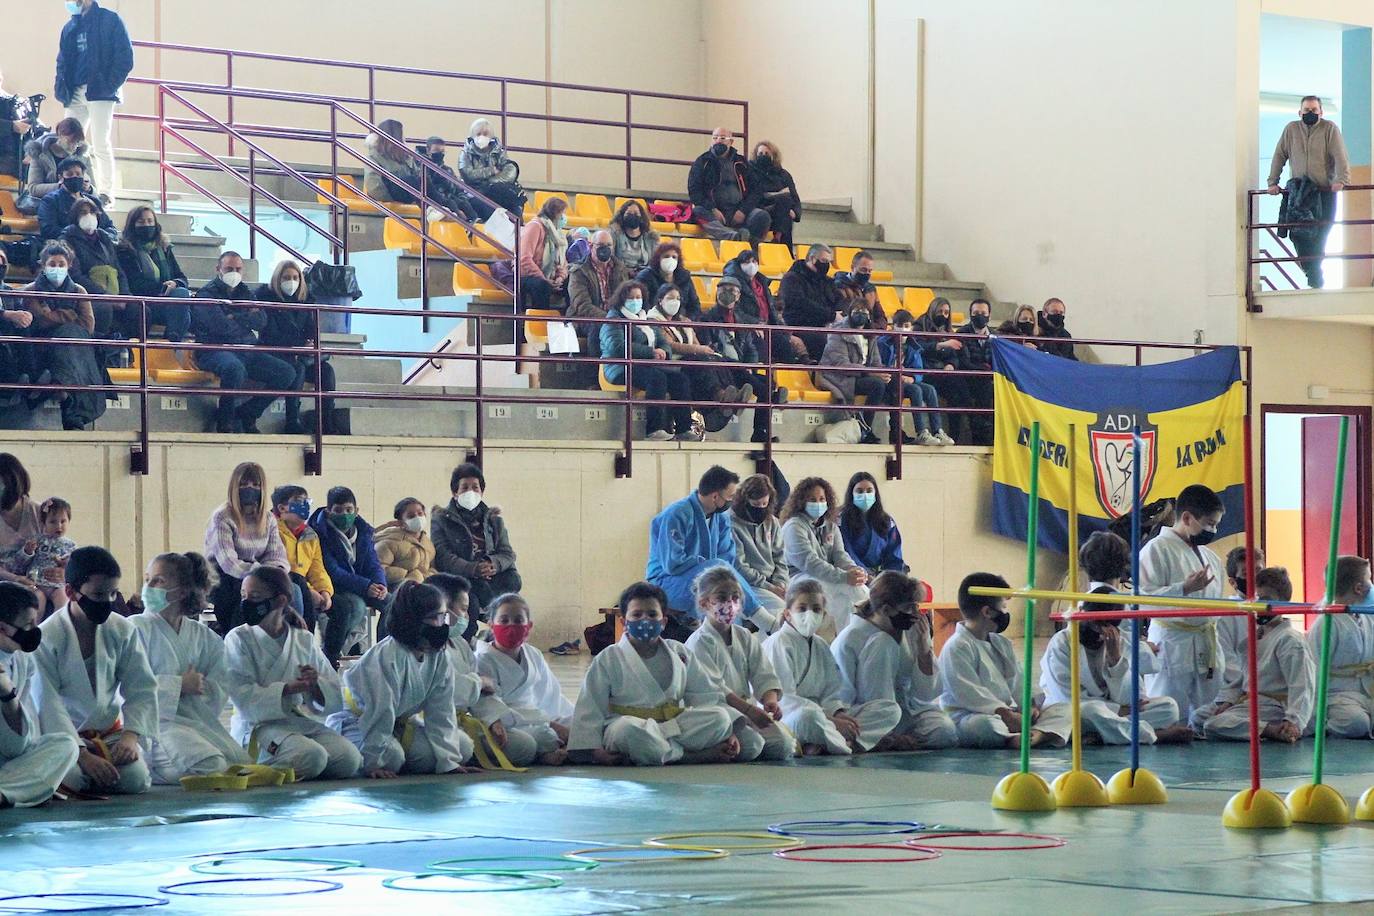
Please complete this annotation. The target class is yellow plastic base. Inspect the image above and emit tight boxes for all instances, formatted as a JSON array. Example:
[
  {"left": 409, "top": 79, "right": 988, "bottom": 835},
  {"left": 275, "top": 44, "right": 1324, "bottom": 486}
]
[
  {"left": 1105, "top": 767, "right": 1168, "bottom": 805},
  {"left": 1286, "top": 783, "right": 1351, "bottom": 825},
  {"left": 1354, "top": 786, "right": 1374, "bottom": 821},
  {"left": 1051, "top": 769, "right": 1110, "bottom": 807},
  {"left": 991, "top": 771, "right": 1057, "bottom": 812},
  {"left": 1223, "top": 788, "right": 1292, "bottom": 828}
]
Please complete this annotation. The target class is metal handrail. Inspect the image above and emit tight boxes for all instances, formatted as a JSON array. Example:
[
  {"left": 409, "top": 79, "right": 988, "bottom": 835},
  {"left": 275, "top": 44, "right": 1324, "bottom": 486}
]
[{"left": 1245, "top": 183, "right": 1374, "bottom": 311}]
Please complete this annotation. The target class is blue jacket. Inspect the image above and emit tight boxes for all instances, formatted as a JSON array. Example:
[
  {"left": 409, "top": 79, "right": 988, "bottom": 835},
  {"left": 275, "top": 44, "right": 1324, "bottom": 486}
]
[
  {"left": 646, "top": 493, "right": 758, "bottom": 617},
  {"left": 876, "top": 334, "right": 924, "bottom": 382},
  {"left": 37, "top": 187, "right": 112, "bottom": 242},
  {"left": 55, "top": 3, "right": 134, "bottom": 106},
  {"left": 599, "top": 308, "right": 670, "bottom": 385},
  {"left": 307, "top": 508, "right": 386, "bottom": 600},
  {"left": 841, "top": 518, "right": 906, "bottom": 574}
]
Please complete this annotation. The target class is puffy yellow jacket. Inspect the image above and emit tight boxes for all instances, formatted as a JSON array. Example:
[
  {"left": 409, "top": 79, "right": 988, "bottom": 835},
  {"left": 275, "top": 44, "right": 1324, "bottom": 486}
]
[
  {"left": 374, "top": 522, "right": 437, "bottom": 586},
  {"left": 277, "top": 518, "right": 334, "bottom": 596}
]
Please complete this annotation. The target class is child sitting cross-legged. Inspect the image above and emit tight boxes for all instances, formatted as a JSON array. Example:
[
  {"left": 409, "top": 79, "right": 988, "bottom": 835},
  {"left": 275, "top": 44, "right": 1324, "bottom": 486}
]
[{"left": 474, "top": 592, "right": 573, "bottom": 766}]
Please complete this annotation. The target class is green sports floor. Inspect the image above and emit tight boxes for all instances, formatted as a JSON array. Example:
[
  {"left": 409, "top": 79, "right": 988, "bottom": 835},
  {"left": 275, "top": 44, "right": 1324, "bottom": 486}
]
[{"left": 4, "top": 737, "right": 1374, "bottom": 915}]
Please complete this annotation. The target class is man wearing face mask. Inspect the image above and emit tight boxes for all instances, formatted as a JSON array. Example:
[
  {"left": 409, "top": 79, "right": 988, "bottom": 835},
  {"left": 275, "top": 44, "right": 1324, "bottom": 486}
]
[
  {"left": 954, "top": 298, "right": 996, "bottom": 446},
  {"left": 781, "top": 244, "right": 843, "bottom": 362},
  {"left": 686, "top": 127, "right": 771, "bottom": 244},
  {"left": 833, "top": 252, "right": 884, "bottom": 325},
  {"left": 1267, "top": 95, "right": 1350, "bottom": 289},
  {"left": 306, "top": 487, "right": 387, "bottom": 666},
  {"left": 0, "top": 581, "right": 81, "bottom": 808},
  {"left": 37, "top": 157, "right": 111, "bottom": 243},
  {"left": 55, "top": 0, "right": 133, "bottom": 205},
  {"left": 1306, "top": 555, "right": 1374, "bottom": 738},
  {"left": 431, "top": 463, "right": 522, "bottom": 639},
  {"left": 1035, "top": 297, "right": 1076, "bottom": 360},
  {"left": 35, "top": 546, "right": 157, "bottom": 795},
  {"left": 271, "top": 485, "right": 333, "bottom": 632},
  {"left": 567, "top": 229, "right": 630, "bottom": 335}
]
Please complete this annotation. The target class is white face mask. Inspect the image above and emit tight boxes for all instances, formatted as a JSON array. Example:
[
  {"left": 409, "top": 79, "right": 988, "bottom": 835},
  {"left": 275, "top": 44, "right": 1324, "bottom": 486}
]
[
  {"left": 403, "top": 515, "right": 425, "bottom": 533},
  {"left": 280, "top": 279, "right": 300, "bottom": 297},
  {"left": 741, "top": 261, "right": 760, "bottom": 278},
  {"left": 78, "top": 213, "right": 98, "bottom": 233},
  {"left": 660, "top": 257, "right": 678, "bottom": 275},
  {"left": 660, "top": 297, "right": 681, "bottom": 317},
  {"left": 220, "top": 270, "right": 243, "bottom": 288},
  {"left": 456, "top": 491, "right": 482, "bottom": 511},
  {"left": 473, "top": 135, "right": 493, "bottom": 149},
  {"left": 44, "top": 266, "right": 69, "bottom": 286},
  {"left": 789, "top": 610, "right": 823, "bottom": 638}
]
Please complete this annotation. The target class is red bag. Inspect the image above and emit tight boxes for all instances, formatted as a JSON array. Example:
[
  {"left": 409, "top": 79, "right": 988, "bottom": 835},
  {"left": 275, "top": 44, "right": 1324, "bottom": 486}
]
[{"left": 649, "top": 201, "right": 694, "bottom": 224}]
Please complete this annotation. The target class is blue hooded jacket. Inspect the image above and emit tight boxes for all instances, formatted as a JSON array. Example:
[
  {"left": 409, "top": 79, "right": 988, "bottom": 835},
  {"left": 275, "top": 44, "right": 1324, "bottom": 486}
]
[{"left": 308, "top": 507, "right": 386, "bottom": 600}]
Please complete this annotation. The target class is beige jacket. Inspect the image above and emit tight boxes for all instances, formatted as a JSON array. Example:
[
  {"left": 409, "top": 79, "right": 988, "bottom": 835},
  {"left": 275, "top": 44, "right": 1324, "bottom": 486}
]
[
  {"left": 1268, "top": 119, "right": 1351, "bottom": 189},
  {"left": 373, "top": 523, "right": 437, "bottom": 587}
]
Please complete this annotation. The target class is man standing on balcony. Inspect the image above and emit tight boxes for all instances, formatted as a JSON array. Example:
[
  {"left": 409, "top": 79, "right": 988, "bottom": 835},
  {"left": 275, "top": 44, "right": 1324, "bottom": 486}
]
[
  {"left": 53, "top": 0, "right": 132, "bottom": 208},
  {"left": 1266, "top": 96, "right": 1350, "bottom": 289}
]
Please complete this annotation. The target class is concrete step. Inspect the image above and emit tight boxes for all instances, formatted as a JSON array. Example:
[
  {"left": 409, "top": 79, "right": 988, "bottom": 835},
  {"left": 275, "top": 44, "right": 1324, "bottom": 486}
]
[
  {"left": 331, "top": 355, "right": 404, "bottom": 386},
  {"left": 177, "top": 255, "right": 260, "bottom": 285}
]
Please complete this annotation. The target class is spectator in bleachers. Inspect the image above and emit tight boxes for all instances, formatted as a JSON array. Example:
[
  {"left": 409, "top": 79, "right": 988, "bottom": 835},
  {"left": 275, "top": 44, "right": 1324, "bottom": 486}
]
[
  {"left": 877, "top": 309, "right": 951, "bottom": 447},
  {"left": 609, "top": 200, "right": 660, "bottom": 272},
  {"left": 839, "top": 473, "right": 907, "bottom": 577},
  {"left": 0, "top": 251, "right": 38, "bottom": 397},
  {"left": 37, "top": 158, "right": 111, "bottom": 242},
  {"left": 598, "top": 279, "right": 692, "bottom": 441},
  {"left": 729, "top": 473, "right": 789, "bottom": 626},
  {"left": 0, "top": 455, "right": 43, "bottom": 577},
  {"left": 55, "top": 0, "right": 133, "bottom": 204},
  {"left": 458, "top": 118, "right": 526, "bottom": 218},
  {"left": 1037, "top": 298, "right": 1076, "bottom": 360},
  {"left": 24, "top": 118, "right": 90, "bottom": 201},
  {"left": 431, "top": 463, "right": 521, "bottom": 639},
  {"left": 834, "top": 251, "right": 885, "bottom": 329},
  {"left": 566, "top": 229, "right": 630, "bottom": 335},
  {"left": 374, "top": 498, "right": 437, "bottom": 591},
  {"left": 914, "top": 296, "right": 974, "bottom": 444},
  {"left": 699, "top": 277, "right": 789, "bottom": 443},
  {"left": 518, "top": 196, "right": 570, "bottom": 318},
  {"left": 954, "top": 298, "right": 994, "bottom": 446},
  {"left": 817, "top": 301, "right": 915, "bottom": 446},
  {"left": 116, "top": 206, "right": 192, "bottom": 343},
  {"left": 0, "top": 69, "right": 42, "bottom": 183},
  {"left": 1266, "top": 96, "right": 1349, "bottom": 288},
  {"left": 645, "top": 283, "right": 751, "bottom": 437},
  {"left": 194, "top": 252, "right": 298, "bottom": 434},
  {"left": 204, "top": 461, "right": 288, "bottom": 634},
  {"left": 996, "top": 304, "right": 1041, "bottom": 349},
  {"left": 270, "top": 484, "right": 332, "bottom": 632},
  {"left": 687, "top": 127, "right": 771, "bottom": 244},
  {"left": 60, "top": 197, "right": 128, "bottom": 337},
  {"left": 781, "top": 244, "right": 842, "bottom": 362},
  {"left": 20, "top": 241, "right": 105, "bottom": 430},
  {"left": 722, "top": 249, "right": 809, "bottom": 364},
  {"left": 748, "top": 140, "right": 800, "bottom": 247},
  {"left": 364, "top": 119, "right": 475, "bottom": 222},
  {"left": 634, "top": 241, "right": 701, "bottom": 320},
  {"left": 256, "top": 260, "right": 339, "bottom": 436},
  {"left": 309, "top": 486, "right": 387, "bottom": 666}
]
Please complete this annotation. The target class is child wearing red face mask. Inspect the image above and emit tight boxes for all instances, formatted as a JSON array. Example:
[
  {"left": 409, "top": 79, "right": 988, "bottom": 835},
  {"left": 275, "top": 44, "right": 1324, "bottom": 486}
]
[{"left": 473, "top": 594, "right": 572, "bottom": 766}]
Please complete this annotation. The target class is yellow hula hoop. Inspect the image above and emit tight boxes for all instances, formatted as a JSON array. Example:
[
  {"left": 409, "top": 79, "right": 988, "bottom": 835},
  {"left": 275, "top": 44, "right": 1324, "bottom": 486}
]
[
  {"left": 645, "top": 832, "right": 804, "bottom": 851},
  {"left": 565, "top": 844, "right": 729, "bottom": 863}
]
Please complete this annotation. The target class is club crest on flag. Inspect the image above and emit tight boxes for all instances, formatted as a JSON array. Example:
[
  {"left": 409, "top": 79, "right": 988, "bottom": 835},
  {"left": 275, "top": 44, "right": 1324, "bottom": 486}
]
[{"left": 1088, "top": 416, "right": 1158, "bottom": 519}]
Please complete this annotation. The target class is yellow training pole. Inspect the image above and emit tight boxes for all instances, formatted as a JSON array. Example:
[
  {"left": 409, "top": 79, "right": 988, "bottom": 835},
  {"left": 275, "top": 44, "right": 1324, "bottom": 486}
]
[{"left": 1052, "top": 424, "right": 1108, "bottom": 806}]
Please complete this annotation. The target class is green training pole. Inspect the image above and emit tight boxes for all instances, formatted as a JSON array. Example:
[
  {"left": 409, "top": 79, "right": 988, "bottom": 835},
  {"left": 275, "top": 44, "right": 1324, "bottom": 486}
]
[
  {"left": 1312, "top": 415, "right": 1350, "bottom": 786},
  {"left": 1021, "top": 421, "right": 1042, "bottom": 775}
]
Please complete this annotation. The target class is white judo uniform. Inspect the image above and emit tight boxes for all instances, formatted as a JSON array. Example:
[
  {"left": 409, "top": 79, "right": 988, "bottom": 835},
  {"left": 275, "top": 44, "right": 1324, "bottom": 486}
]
[
  {"left": 35, "top": 607, "right": 158, "bottom": 794},
  {"left": 1140, "top": 528, "right": 1227, "bottom": 723},
  {"left": 831, "top": 617, "right": 956, "bottom": 749},
  {"left": 1038, "top": 628, "right": 1180, "bottom": 745},
  {"left": 224, "top": 624, "right": 361, "bottom": 780},
  {"left": 569, "top": 636, "right": 733, "bottom": 766},
  {"left": 1206, "top": 618, "right": 1316, "bottom": 740},
  {"left": 444, "top": 638, "right": 510, "bottom": 765},
  {"left": 329, "top": 637, "right": 471, "bottom": 774},
  {"left": 131, "top": 610, "right": 248, "bottom": 784},
  {"left": 0, "top": 647, "right": 80, "bottom": 807},
  {"left": 762, "top": 623, "right": 900, "bottom": 753},
  {"left": 474, "top": 641, "right": 573, "bottom": 766},
  {"left": 1305, "top": 612, "right": 1374, "bottom": 738},
  {"left": 685, "top": 621, "right": 794, "bottom": 761},
  {"left": 939, "top": 622, "right": 1069, "bottom": 748}
]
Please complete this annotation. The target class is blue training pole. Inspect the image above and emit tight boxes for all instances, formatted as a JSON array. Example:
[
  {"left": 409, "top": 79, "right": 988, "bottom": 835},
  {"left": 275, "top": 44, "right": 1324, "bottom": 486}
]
[{"left": 1130, "top": 427, "right": 1143, "bottom": 775}]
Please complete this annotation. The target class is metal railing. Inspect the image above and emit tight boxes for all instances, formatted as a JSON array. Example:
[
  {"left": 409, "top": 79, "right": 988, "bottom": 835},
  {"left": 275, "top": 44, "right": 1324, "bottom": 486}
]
[
  {"left": 123, "top": 40, "right": 748, "bottom": 189},
  {"left": 1246, "top": 183, "right": 1374, "bottom": 312}
]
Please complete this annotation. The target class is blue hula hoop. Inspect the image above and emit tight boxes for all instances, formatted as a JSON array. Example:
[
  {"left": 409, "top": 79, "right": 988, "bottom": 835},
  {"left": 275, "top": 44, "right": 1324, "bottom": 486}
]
[
  {"left": 767, "top": 819, "right": 928, "bottom": 837},
  {"left": 157, "top": 877, "right": 342, "bottom": 898},
  {"left": 0, "top": 894, "right": 168, "bottom": 914}
]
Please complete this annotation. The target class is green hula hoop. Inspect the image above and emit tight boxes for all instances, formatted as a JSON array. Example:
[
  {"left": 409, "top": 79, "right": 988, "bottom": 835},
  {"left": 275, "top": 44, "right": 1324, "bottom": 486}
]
[
  {"left": 189, "top": 857, "right": 363, "bottom": 876},
  {"left": 381, "top": 872, "right": 563, "bottom": 893},
  {"left": 428, "top": 854, "right": 599, "bottom": 874}
]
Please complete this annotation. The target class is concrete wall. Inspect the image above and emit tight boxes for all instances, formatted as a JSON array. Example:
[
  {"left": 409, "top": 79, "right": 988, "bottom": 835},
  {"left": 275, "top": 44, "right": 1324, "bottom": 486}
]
[{"left": 6, "top": 433, "right": 1063, "bottom": 644}]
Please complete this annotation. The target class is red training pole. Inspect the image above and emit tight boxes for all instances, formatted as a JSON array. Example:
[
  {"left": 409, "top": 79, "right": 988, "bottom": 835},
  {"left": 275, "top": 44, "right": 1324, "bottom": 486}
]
[{"left": 1243, "top": 413, "right": 1261, "bottom": 792}]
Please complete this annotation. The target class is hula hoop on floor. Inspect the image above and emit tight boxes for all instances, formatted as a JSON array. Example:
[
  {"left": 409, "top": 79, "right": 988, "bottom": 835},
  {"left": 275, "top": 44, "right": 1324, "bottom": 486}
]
[
  {"left": 0, "top": 894, "right": 168, "bottom": 913},
  {"left": 189, "top": 857, "right": 363, "bottom": 876},
  {"left": 381, "top": 873, "right": 563, "bottom": 893},
  {"left": 157, "top": 877, "right": 343, "bottom": 898},
  {"left": 428, "top": 854, "right": 599, "bottom": 874},
  {"left": 645, "top": 831, "right": 803, "bottom": 850},
  {"left": 903, "top": 832, "right": 1067, "bottom": 852},
  {"left": 564, "top": 844, "right": 728, "bottom": 864},
  {"left": 766, "top": 820, "right": 928, "bottom": 837},
  {"left": 773, "top": 843, "right": 943, "bottom": 864}
]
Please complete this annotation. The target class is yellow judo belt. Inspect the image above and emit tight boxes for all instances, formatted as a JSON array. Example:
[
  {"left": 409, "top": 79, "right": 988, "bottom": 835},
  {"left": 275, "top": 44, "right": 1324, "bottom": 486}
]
[
  {"left": 458, "top": 713, "right": 527, "bottom": 772},
  {"left": 1158, "top": 618, "right": 1220, "bottom": 674},
  {"left": 1333, "top": 661, "right": 1374, "bottom": 678},
  {"left": 610, "top": 702, "right": 684, "bottom": 722},
  {"left": 180, "top": 764, "right": 296, "bottom": 792},
  {"left": 344, "top": 687, "right": 416, "bottom": 752},
  {"left": 1236, "top": 691, "right": 1288, "bottom": 703}
]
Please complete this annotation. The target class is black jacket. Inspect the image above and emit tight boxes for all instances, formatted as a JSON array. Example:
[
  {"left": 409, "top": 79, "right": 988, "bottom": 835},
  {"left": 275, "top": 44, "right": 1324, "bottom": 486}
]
[
  {"left": 779, "top": 259, "right": 840, "bottom": 330},
  {"left": 255, "top": 284, "right": 317, "bottom": 350},
  {"left": 686, "top": 148, "right": 757, "bottom": 213},
  {"left": 633, "top": 265, "right": 702, "bottom": 320},
  {"left": 722, "top": 255, "right": 781, "bottom": 327},
  {"left": 954, "top": 323, "right": 993, "bottom": 370},
  {"left": 37, "top": 187, "right": 112, "bottom": 242},
  {"left": 1036, "top": 312, "right": 1077, "bottom": 361},
  {"left": 58, "top": 224, "right": 127, "bottom": 296},
  {"left": 700, "top": 302, "right": 761, "bottom": 364},
  {"left": 747, "top": 160, "right": 800, "bottom": 220},
  {"left": 54, "top": 3, "right": 134, "bottom": 105},
  {"left": 117, "top": 241, "right": 188, "bottom": 297},
  {"left": 1278, "top": 177, "right": 1326, "bottom": 245},
  {"left": 193, "top": 277, "right": 263, "bottom": 347}
]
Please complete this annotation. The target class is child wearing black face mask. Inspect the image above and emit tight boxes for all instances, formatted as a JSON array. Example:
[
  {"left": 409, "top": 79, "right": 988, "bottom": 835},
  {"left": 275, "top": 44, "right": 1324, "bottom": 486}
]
[
  {"left": 940, "top": 572, "right": 1069, "bottom": 749},
  {"left": 0, "top": 581, "right": 80, "bottom": 807}
]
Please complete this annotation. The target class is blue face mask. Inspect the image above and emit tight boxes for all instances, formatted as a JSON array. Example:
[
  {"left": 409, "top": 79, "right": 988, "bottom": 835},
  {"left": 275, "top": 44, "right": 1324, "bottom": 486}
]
[
  {"left": 625, "top": 617, "right": 664, "bottom": 642},
  {"left": 141, "top": 585, "right": 170, "bottom": 615},
  {"left": 805, "top": 501, "right": 827, "bottom": 520},
  {"left": 853, "top": 491, "right": 876, "bottom": 512},
  {"left": 286, "top": 500, "right": 311, "bottom": 519},
  {"left": 558, "top": 214, "right": 569, "bottom": 229},
  {"left": 65, "top": 1, "right": 82, "bottom": 14}
]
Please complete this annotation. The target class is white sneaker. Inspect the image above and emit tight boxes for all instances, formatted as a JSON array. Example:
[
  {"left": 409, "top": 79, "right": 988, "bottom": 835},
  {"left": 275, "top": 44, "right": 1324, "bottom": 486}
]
[
  {"left": 916, "top": 430, "right": 939, "bottom": 446},
  {"left": 646, "top": 429, "right": 673, "bottom": 441},
  {"left": 935, "top": 430, "right": 956, "bottom": 446}
]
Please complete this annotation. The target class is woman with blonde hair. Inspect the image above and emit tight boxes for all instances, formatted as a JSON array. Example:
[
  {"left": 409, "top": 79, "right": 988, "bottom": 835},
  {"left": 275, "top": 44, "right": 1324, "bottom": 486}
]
[
  {"left": 996, "top": 304, "right": 1041, "bottom": 350},
  {"left": 747, "top": 140, "right": 801, "bottom": 246},
  {"left": 256, "top": 260, "right": 340, "bottom": 435},
  {"left": 204, "top": 462, "right": 288, "bottom": 634}
]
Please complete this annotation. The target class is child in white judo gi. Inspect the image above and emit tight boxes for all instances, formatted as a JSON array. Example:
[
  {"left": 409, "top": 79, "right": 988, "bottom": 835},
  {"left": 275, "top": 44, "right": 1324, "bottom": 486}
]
[
  {"left": 569, "top": 581, "right": 737, "bottom": 766},
  {"left": 474, "top": 592, "right": 573, "bottom": 766},
  {"left": 684, "top": 564, "right": 793, "bottom": 761},
  {"left": 225, "top": 566, "right": 361, "bottom": 781},
  {"left": 426, "top": 573, "right": 509, "bottom": 767},
  {"left": 0, "top": 582, "right": 79, "bottom": 807},
  {"left": 132, "top": 552, "right": 249, "bottom": 784},
  {"left": 940, "top": 572, "right": 1069, "bottom": 749},
  {"left": 1139, "top": 484, "right": 1228, "bottom": 726},
  {"left": 35, "top": 547, "right": 157, "bottom": 796},
  {"left": 761, "top": 577, "right": 900, "bottom": 755},
  {"left": 1307, "top": 555, "right": 1374, "bottom": 738},
  {"left": 330, "top": 580, "right": 474, "bottom": 778},
  {"left": 832, "top": 571, "right": 956, "bottom": 751},
  {"left": 1205, "top": 567, "right": 1316, "bottom": 742}
]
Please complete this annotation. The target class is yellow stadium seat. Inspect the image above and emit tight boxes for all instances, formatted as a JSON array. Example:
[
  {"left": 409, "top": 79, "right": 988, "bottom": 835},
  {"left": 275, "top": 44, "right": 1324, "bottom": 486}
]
[
  {"left": 718, "top": 240, "right": 751, "bottom": 270},
  {"left": 108, "top": 345, "right": 141, "bottom": 384},
  {"left": 693, "top": 276, "right": 715, "bottom": 308},
  {"left": 769, "top": 279, "right": 780, "bottom": 294},
  {"left": 0, "top": 191, "right": 38, "bottom": 234},
  {"left": 773, "top": 368, "right": 832, "bottom": 404},
  {"left": 675, "top": 222, "right": 704, "bottom": 236},
  {"left": 598, "top": 364, "right": 645, "bottom": 396},
  {"left": 523, "top": 308, "right": 563, "bottom": 348},
  {"left": 434, "top": 221, "right": 499, "bottom": 259},
  {"left": 679, "top": 238, "right": 720, "bottom": 273},
  {"left": 757, "top": 242, "right": 792, "bottom": 277},
  {"left": 0, "top": 175, "right": 18, "bottom": 191},
  {"left": 314, "top": 176, "right": 419, "bottom": 217},
  {"left": 532, "top": 190, "right": 594, "bottom": 228},
  {"left": 952, "top": 311, "right": 967, "bottom": 326},
  {"left": 574, "top": 194, "right": 613, "bottom": 225},
  {"left": 832, "top": 247, "right": 863, "bottom": 273},
  {"left": 451, "top": 262, "right": 514, "bottom": 304},
  {"left": 903, "top": 287, "right": 936, "bottom": 313},
  {"left": 876, "top": 285, "right": 903, "bottom": 316}
]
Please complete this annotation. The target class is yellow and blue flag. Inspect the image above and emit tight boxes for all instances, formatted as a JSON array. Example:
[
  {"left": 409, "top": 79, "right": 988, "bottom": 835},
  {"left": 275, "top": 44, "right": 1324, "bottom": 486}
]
[{"left": 991, "top": 339, "right": 1245, "bottom": 552}]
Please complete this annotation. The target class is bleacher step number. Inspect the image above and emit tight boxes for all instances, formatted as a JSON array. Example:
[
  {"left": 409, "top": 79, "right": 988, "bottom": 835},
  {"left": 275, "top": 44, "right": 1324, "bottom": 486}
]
[
  {"left": 584, "top": 407, "right": 605, "bottom": 422},
  {"left": 804, "top": 413, "right": 822, "bottom": 426},
  {"left": 537, "top": 407, "right": 559, "bottom": 421},
  {"left": 161, "top": 397, "right": 187, "bottom": 411},
  {"left": 487, "top": 405, "right": 510, "bottom": 419}
]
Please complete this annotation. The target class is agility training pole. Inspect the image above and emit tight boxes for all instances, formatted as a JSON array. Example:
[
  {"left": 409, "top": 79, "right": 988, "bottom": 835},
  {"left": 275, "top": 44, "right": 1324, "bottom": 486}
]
[{"left": 991, "top": 421, "right": 1057, "bottom": 812}]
